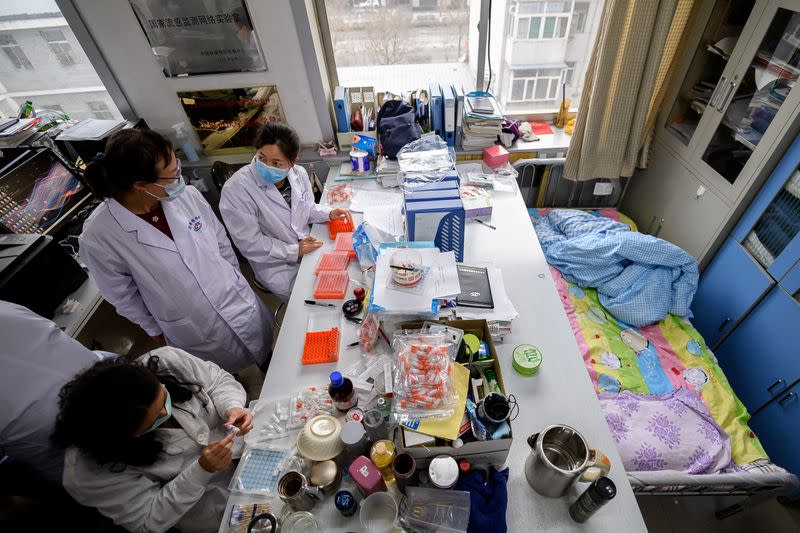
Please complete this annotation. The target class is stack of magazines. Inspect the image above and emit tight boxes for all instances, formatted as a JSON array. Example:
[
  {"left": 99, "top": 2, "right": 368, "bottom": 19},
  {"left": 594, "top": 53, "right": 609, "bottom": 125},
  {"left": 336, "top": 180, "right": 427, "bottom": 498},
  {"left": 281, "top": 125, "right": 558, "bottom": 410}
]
[{"left": 461, "top": 93, "right": 504, "bottom": 150}]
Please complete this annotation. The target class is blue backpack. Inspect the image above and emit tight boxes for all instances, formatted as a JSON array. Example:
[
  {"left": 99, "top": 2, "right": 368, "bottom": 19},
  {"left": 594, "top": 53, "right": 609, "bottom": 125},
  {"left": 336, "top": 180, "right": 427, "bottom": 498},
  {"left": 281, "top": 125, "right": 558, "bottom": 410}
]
[{"left": 377, "top": 100, "right": 422, "bottom": 159}]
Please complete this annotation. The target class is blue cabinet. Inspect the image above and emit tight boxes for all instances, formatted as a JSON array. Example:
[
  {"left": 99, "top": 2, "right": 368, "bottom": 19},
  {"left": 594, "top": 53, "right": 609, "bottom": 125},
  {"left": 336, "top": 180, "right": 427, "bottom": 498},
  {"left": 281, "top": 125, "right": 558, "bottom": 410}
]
[
  {"left": 715, "top": 284, "right": 800, "bottom": 412},
  {"left": 691, "top": 239, "right": 773, "bottom": 349},
  {"left": 749, "top": 384, "right": 800, "bottom": 486}
]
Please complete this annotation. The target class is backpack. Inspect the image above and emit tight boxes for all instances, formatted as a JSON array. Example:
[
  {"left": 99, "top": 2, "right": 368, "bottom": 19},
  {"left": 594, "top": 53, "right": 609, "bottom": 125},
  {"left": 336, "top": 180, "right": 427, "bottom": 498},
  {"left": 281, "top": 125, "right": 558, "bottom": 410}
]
[{"left": 377, "top": 100, "right": 422, "bottom": 159}]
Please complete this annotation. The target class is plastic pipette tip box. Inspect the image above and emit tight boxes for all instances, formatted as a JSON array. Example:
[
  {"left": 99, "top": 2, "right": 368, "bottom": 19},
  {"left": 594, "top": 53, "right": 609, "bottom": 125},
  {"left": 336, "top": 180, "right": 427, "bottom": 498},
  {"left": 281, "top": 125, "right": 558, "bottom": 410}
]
[
  {"left": 314, "top": 270, "right": 349, "bottom": 299},
  {"left": 302, "top": 327, "right": 340, "bottom": 365},
  {"left": 334, "top": 231, "right": 357, "bottom": 258},
  {"left": 315, "top": 251, "right": 351, "bottom": 274},
  {"left": 328, "top": 216, "right": 355, "bottom": 240}
]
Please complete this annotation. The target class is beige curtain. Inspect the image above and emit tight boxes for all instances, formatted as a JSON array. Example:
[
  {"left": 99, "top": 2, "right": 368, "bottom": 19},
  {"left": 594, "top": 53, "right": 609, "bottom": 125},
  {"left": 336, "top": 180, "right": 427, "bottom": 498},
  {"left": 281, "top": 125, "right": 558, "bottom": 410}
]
[{"left": 564, "top": 0, "right": 696, "bottom": 181}]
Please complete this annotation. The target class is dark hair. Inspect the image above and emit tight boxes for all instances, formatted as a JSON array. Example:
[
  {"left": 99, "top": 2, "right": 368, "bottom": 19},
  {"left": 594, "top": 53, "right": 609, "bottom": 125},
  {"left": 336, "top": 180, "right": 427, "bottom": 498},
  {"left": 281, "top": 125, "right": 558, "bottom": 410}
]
[
  {"left": 83, "top": 129, "right": 173, "bottom": 199},
  {"left": 51, "top": 356, "right": 203, "bottom": 467},
  {"left": 254, "top": 122, "right": 300, "bottom": 162}
]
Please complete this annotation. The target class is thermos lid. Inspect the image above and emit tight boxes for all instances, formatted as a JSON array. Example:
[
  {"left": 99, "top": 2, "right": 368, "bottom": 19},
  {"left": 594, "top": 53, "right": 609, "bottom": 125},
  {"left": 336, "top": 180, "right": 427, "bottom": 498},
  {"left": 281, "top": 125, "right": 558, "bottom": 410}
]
[
  {"left": 335, "top": 490, "right": 355, "bottom": 511},
  {"left": 341, "top": 420, "right": 366, "bottom": 445},
  {"left": 309, "top": 460, "right": 339, "bottom": 488},
  {"left": 429, "top": 455, "right": 459, "bottom": 488},
  {"left": 513, "top": 344, "right": 542, "bottom": 375}
]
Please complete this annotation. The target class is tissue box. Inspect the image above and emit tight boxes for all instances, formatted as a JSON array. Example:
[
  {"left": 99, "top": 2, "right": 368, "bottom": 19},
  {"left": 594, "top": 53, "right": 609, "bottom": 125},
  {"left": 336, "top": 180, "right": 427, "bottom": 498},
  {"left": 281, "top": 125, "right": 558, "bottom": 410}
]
[{"left": 483, "top": 145, "right": 509, "bottom": 169}]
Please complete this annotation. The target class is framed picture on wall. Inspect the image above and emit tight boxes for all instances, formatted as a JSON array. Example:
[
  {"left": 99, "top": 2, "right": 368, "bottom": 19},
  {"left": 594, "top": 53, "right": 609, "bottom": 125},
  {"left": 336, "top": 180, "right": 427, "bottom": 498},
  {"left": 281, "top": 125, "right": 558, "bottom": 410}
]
[
  {"left": 129, "top": 0, "right": 267, "bottom": 77},
  {"left": 178, "top": 86, "right": 286, "bottom": 155}
]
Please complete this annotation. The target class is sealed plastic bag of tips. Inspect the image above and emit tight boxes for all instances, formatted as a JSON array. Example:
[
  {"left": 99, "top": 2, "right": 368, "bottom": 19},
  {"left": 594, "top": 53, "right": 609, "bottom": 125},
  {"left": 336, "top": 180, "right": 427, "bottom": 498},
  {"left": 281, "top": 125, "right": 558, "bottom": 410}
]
[
  {"left": 246, "top": 397, "right": 292, "bottom": 446},
  {"left": 391, "top": 332, "right": 456, "bottom": 420},
  {"left": 289, "top": 385, "right": 335, "bottom": 429},
  {"left": 325, "top": 182, "right": 354, "bottom": 207},
  {"left": 397, "top": 134, "right": 456, "bottom": 192}
]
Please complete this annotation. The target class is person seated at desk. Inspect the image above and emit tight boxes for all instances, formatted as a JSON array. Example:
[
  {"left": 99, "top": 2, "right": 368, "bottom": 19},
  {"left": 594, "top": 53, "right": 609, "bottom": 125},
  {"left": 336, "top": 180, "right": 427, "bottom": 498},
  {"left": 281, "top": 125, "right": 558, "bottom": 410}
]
[
  {"left": 53, "top": 346, "right": 252, "bottom": 533},
  {"left": 0, "top": 300, "right": 105, "bottom": 490},
  {"left": 79, "top": 129, "right": 273, "bottom": 374},
  {"left": 219, "top": 122, "right": 350, "bottom": 302}
]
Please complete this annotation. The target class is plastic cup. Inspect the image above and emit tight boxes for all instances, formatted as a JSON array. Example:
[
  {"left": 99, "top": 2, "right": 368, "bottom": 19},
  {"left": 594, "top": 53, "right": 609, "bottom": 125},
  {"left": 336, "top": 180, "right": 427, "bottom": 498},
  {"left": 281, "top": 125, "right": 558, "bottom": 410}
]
[{"left": 359, "top": 492, "right": 398, "bottom": 533}]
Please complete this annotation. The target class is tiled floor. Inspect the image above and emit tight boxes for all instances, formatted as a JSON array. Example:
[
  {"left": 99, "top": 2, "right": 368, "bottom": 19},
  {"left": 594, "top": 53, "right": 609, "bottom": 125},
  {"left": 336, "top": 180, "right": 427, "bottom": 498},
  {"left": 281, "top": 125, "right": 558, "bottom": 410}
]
[{"left": 638, "top": 494, "right": 800, "bottom": 532}]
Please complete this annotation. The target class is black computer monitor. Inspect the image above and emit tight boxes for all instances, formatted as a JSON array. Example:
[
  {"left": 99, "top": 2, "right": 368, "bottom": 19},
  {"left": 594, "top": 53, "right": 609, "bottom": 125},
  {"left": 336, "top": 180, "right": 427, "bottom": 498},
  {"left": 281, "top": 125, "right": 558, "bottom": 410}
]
[{"left": 0, "top": 148, "right": 91, "bottom": 235}]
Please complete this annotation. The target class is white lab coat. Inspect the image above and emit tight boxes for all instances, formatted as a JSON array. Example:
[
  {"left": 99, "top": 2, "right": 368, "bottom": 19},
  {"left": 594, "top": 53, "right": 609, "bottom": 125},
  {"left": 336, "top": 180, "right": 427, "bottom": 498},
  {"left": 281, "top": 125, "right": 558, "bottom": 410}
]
[
  {"left": 0, "top": 301, "right": 103, "bottom": 484},
  {"left": 79, "top": 186, "right": 273, "bottom": 373},
  {"left": 63, "top": 346, "right": 246, "bottom": 533},
  {"left": 219, "top": 162, "right": 331, "bottom": 302}
]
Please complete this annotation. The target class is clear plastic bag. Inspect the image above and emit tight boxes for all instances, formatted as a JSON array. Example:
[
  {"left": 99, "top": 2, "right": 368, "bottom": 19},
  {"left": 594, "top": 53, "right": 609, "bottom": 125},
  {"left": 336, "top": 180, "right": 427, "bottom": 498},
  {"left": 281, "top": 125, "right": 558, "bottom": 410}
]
[
  {"left": 391, "top": 331, "right": 456, "bottom": 421},
  {"left": 325, "top": 182, "right": 354, "bottom": 207},
  {"left": 288, "top": 385, "right": 335, "bottom": 430},
  {"left": 421, "top": 321, "right": 463, "bottom": 361},
  {"left": 246, "top": 397, "right": 292, "bottom": 446},
  {"left": 402, "top": 487, "right": 471, "bottom": 533},
  {"left": 397, "top": 134, "right": 456, "bottom": 192}
]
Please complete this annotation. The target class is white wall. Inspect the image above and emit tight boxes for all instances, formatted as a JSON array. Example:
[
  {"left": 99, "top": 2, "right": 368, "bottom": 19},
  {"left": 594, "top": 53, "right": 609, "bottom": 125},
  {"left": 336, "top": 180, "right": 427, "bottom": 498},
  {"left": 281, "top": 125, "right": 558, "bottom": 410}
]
[{"left": 72, "top": 0, "right": 324, "bottom": 145}]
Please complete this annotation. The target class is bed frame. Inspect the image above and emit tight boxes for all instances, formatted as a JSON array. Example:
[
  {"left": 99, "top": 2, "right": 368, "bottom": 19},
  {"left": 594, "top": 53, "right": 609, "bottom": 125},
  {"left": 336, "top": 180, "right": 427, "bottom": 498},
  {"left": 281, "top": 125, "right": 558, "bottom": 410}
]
[{"left": 517, "top": 159, "right": 800, "bottom": 518}]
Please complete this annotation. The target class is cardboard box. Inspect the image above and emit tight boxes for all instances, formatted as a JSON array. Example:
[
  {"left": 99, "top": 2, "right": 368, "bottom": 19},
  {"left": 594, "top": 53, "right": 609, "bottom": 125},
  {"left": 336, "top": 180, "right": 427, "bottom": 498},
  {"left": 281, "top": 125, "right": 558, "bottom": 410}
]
[
  {"left": 393, "top": 319, "right": 512, "bottom": 468},
  {"left": 335, "top": 86, "right": 378, "bottom": 149}
]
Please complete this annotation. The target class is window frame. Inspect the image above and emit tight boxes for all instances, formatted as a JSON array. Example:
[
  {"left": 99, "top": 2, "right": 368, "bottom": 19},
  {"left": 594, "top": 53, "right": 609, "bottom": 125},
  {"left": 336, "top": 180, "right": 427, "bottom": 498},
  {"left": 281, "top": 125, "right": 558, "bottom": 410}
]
[
  {"left": 311, "top": 0, "right": 587, "bottom": 127},
  {"left": 41, "top": 29, "right": 78, "bottom": 67},
  {"left": 508, "top": 68, "right": 565, "bottom": 103},
  {"left": 0, "top": 34, "right": 34, "bottom": 70}
]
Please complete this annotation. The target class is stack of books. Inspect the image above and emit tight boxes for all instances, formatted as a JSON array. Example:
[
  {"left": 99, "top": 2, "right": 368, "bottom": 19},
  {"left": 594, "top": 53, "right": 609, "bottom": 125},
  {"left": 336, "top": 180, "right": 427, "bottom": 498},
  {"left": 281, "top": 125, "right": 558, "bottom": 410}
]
[
  {"left": 461, "top": 94, "right": 504, "bottom": 150},
  {"left": 0, "top": 117, "right": 41, "bottom": 148}
]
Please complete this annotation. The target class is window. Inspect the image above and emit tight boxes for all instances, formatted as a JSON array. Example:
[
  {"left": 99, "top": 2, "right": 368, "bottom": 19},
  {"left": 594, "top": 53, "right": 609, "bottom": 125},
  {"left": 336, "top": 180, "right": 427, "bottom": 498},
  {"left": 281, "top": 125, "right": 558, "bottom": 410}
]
[
  {"left": 321, "top": 0, "right": 477, "bottom": 92},
  {"left": 88, "top": 101, "right": 114, "bottom": 120},
  {"left": 0, "top": 34, "right": 33, "bottom": 70},
  {"left": 508, "top": 68, "right": 564, "bottom": 102},
  {"left": 41, "top": 29, "right": 77, "bottom": 66},
  {"left": 0, "top": 4, "right": 122, "bottom": 121},
  {"left": 572, "top": 2, "right": 590, "bottom": 34},
  {"left": 513, "top": 1, "right": 570, "bottom": 40}
]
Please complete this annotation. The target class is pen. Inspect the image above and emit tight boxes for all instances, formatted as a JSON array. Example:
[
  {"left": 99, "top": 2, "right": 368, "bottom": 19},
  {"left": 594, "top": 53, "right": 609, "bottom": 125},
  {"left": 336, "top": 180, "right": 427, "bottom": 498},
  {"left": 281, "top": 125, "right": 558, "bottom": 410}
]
[
  {"left": 346, "top": 316, "right": 363, "bottom": 325},
  {"left": 474, "top": 218, "right": 496, "bottom": 230},
  {"left": 378, "top": 325, "right": 390, "bottom": 346},
  {"left": 304, "top": 300, "right": 337, "bottom": 308},
  {"left": 347, "top": 340, "right": 360, "bottom": 348},
  {"left": 389, "top": 265, "right": 416, "bottom": 272}
]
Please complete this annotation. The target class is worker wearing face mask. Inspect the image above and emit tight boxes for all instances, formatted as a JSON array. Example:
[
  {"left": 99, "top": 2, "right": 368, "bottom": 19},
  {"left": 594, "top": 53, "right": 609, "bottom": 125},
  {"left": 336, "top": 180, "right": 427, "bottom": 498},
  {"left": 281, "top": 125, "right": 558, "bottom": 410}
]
[
  {"left": 219, "top": 122, "right": 349, "bottom": 303},
  {"left": 79, "top": 129, "right": 273, "bottom": 374},
  {"left": 53, "top": 347, "right": 252, "bottom": 533}
]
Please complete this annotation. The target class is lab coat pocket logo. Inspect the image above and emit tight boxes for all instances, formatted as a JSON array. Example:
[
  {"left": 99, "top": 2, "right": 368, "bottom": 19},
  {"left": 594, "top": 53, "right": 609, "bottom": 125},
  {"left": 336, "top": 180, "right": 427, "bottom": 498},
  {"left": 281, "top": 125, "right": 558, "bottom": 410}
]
[{"left": 188, "top": 216, "right": 202, "bottom": 232}]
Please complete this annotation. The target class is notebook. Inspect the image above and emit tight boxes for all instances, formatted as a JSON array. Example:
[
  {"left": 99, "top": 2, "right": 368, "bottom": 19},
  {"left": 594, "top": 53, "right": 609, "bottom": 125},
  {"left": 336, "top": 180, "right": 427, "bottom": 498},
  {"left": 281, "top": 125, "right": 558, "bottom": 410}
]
[{"left": 455, "top": 264, "right": 494, "bottom": 308}]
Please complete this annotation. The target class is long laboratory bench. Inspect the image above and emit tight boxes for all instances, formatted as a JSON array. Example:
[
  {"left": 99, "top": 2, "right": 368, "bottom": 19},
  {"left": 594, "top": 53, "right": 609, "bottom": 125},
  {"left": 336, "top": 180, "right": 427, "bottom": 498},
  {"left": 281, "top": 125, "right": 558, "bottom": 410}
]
[{"left": 219, "top": 169, "right": 647, "bottom": 532}]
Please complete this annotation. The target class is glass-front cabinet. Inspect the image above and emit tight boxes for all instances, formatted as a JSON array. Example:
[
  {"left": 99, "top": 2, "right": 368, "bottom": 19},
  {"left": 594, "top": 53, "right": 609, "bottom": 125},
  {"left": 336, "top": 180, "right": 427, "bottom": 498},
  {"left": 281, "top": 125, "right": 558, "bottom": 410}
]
[{"left": 661, "top": 0, "right": 800, "bottom": 202}]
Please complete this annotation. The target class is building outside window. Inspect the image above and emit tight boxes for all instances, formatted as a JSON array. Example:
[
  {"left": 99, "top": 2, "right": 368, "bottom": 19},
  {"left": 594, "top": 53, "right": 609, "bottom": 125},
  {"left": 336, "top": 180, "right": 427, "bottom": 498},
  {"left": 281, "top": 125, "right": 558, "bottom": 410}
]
[
  {"left": 0, "top": 34, "right": 33, "bottom": 70},
  {"left": 0, "top": 0, "right": 122, "bottom": 120},
  {"left": 41, "top": 29, "right": 77, "bottom": 67},
  {"left": 495, "top": 0, "right": 604, "bottom": 115}
]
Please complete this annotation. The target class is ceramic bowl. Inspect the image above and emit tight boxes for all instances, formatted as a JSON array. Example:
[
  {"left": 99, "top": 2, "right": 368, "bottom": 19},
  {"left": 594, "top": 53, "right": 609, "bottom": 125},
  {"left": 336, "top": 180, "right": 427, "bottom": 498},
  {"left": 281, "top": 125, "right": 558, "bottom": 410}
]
[{"left": 296, "top": 414, "right": 344, "bottom": 461}]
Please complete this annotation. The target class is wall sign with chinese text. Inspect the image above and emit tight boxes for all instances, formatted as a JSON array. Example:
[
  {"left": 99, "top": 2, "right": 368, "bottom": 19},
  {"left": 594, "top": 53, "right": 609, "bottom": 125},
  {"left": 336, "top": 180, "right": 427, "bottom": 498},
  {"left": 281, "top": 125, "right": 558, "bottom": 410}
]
[{"left": 129, "top": 0, "right": 267, "bottom": 77}]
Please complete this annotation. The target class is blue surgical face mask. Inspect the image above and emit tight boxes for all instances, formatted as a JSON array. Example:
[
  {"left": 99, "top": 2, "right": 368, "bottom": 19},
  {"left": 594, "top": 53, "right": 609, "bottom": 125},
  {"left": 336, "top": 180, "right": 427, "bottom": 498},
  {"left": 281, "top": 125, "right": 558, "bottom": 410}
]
[
  {"left": 140, "top": 387, "right": 172, "bottom": 435},
  {"left": 154, "top": 176, "right": 185, "bottom": 202},
  {"left": 255, "top": 158, "right": 288, "bottom": 185}
]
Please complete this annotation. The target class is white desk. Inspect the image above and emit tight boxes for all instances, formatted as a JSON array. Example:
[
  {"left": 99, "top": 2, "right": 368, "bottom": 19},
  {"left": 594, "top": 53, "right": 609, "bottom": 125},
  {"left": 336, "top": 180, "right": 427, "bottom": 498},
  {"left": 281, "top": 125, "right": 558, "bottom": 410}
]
[
  {"left": 220, "top": 172, "right": 646, "bottom": 532},
  {"left": 51, "top": 273, "right": 103, "bottom": 338}
]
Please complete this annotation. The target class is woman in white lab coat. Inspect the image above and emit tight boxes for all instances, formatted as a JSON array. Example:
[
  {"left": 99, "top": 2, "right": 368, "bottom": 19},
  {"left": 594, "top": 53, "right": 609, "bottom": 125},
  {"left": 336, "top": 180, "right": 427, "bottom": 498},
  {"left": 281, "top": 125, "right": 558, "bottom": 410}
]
[
  {"left": 219, "top": 123, "right": 349, "bottom": 302},
  {"left": 79, "top": 129, "right": 272, "bottom": 374},
  {"left": 53, "top": 346, "right": 251, "bottom": 533}
]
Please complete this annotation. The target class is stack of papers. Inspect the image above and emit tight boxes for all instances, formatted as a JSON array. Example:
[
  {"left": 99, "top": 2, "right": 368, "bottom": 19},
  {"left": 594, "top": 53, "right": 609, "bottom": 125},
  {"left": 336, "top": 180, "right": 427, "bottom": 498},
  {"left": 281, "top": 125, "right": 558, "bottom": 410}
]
[
  {"left": 462, "top": 94, "right": 504, "bottom": 150},
  {"left": 0, "top": 118, "right": 41, "bottom": 147},
  {"left": 370, "top": 247, "right": 460, "bottom": 315},
  {"left": 349, "top": 188, "right": 403, "bottom": 213},
  {"left": 58, "top": 119, "right": 126, "bottom": 141},
  {"left": 376, "top": 155, "right": 399, "bottom": 174}
]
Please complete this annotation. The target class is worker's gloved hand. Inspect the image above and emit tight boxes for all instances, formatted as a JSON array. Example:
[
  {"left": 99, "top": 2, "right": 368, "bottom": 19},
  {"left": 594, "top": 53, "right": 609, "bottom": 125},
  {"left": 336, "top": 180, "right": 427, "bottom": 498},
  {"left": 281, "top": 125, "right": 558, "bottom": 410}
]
[
  {"left": 225, "top": 407, "right": 253, "bottom": 435},
  {"left": 329, "top": 208, "right": 350, "bottom": 221},
  {"left": 298, "top": 236, "right": 323, "bottom": 257},
  {"left": 198, "top": 432, "right": 234, "bottom": 473},
  {"left": 455, "top": 466, "right": 510, "bottom": 533}
]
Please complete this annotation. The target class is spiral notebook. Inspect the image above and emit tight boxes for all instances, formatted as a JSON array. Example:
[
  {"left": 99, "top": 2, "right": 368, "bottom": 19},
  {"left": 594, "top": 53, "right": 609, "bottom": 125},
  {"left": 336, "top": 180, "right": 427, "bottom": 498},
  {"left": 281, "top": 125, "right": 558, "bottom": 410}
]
[{"left": 455, "top": 264, "right": 494, "bottom": 309}]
